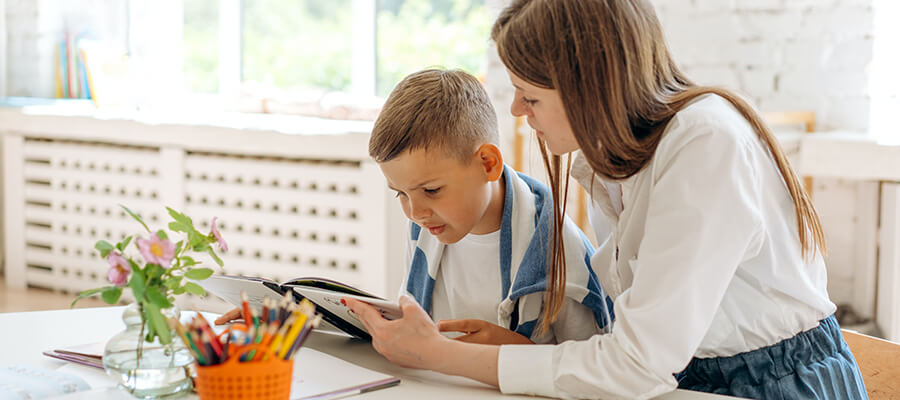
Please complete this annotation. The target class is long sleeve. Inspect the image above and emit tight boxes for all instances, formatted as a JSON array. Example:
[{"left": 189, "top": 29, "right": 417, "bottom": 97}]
[{"left": 498, "top": 120, "right": 766, "bottom": 399}]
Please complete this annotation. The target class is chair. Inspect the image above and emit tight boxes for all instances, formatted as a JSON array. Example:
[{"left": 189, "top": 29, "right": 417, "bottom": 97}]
[
  {"left": 761, "top": 111, "right": 816, "bottom": 197},
  {"left": 842, "top": 329, "right": 900, "bottom": 399}
]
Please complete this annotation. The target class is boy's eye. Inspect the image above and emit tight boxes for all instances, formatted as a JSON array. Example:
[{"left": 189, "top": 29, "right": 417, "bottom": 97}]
[
  {"left": 423, "top": 187, "right": 441, "bottom": 195},
  {"left": 522, "top": 97, "right": 537, "bottom": 106}
]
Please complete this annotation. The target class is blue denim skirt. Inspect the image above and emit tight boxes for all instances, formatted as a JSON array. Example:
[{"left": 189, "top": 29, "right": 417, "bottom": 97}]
[{"left": 677, "top": 315, "right": 868, "bottom": 399}]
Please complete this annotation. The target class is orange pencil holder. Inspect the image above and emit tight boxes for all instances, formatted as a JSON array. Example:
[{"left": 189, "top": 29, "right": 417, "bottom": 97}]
[{"left": 194, "top": 343, "right": 293, "bottom": 400}]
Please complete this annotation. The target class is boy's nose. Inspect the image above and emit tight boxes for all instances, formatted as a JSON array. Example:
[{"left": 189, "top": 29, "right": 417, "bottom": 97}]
[{"left": 409, "top": 202, "right": 431, "bottom": 220}]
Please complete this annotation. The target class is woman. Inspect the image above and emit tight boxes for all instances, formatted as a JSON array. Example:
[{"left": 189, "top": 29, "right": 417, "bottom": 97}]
[{"left": 345, "top": 0, "right": 868, "bottom": 398}]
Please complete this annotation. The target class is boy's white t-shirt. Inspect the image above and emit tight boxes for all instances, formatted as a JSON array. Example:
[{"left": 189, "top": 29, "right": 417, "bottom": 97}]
[{"left": 430, "top": 229, "right": 502, "bottom": 324}]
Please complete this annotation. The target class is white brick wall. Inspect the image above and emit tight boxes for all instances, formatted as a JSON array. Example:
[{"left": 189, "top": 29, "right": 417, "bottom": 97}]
[
  {"left": 653, "top": 0, "right": 874, "bottom": 132},
  {"left": 486, "top": 0, "right": 875, "bottom": 139}
]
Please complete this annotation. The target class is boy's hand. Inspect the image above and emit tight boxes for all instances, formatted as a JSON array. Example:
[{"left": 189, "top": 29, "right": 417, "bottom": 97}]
[
  {"left": 214, "top": 307, "right": 243, "bottom": 325},
  {"left": 437, "top": 319, "right": 534, "bottom": 345}
]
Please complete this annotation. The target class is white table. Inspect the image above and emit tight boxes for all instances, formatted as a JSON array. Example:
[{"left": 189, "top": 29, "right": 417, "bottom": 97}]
[{"left": 0, "top": 307, "right": 737, "bottom": 399}]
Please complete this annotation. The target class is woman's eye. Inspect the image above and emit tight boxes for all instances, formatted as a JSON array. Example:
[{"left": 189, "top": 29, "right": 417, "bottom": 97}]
[
  {"left": 394, "top": 191, "right": 407, "bottom": 198},
  {"left": 424, "top": 187, "right": 441, "bottom": 195},
  {"left": 522, "top": 97, "right": 537, "bottom": 106}
]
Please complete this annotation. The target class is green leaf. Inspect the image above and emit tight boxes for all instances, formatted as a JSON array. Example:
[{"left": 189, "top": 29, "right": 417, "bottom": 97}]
[
  {"left": 101, "top": 287, "right": 122, "bottom": 304},
  {"left": 183, "top": 282, "right": 206, "bottom": 296},
  {"left": 189, "top": 231, "right": 208, "bottom": 249},
  {"left": 116, "top": 236, "right": 132, "bottom": 252},
  {"left": 94, "top": 240, "right": 115, "bottom": 258},
  {"left": 206, "top": 248, "right": 224, "bottom": 267},
  {"left": 164, "top": 276, "right": 183, "bottom": 291},
  {"left": 71, "top": 287, "right": 106, "bottom": 307},
  {"left": 145, "top": 264, "right": 165, "bottom": 281},
  {"left": 174, "top": 240, "right": 184, "bottom": 256},
  {"left": 180, "top": 256, "right": 197, "bottom": 267},
  {"left": 155, "top": 230, "right": 168, "bottom": 240},
  {"left": 173, "top": 286, "right": 186, "bottom": 295},
  {"left": 121, "top": 204, "right": 151, "bottom": 233},
  {"left": 184, "top": 268, "right": 213, "bottom": 280},
  {"left": 146, "top": 286, "right": 172, "bottom": 309},
  {"left": 168, "top": 221, "right": 190, "bottom": 234},
  {"left": 145, "top": 302, "right": 172, "bottom": 344},
  {"left": 128, "top": 265, "right": 146, "bottom": 300},
  {"left": 166, "top": 207, "right": 194, "bottom": 228}
]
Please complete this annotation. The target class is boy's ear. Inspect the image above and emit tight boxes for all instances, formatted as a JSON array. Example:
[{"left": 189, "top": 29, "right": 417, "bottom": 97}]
[{"left": 475, "top": 144, "right": 504, "bottom": 182}]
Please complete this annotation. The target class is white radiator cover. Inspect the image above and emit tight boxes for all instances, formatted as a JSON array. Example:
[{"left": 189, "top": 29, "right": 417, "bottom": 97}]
[{"left": 1, "top": 107, "right": 407, "bottom": 309}]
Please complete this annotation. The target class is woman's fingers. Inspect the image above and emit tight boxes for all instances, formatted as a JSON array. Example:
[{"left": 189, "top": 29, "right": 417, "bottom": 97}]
[
  {"left": 214, "top": 308, "right": 242, "bottom": 325},
  {"left": 397, "top": 294, "right": 429, "bottom": 319},
  {"left": 343, "top": 298, "right": 388, "bottom": 332}
]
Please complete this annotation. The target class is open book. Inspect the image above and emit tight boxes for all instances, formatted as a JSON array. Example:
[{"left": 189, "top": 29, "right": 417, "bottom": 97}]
[{"left": 199, "top": 275, "right": 402, "bottom": 340}]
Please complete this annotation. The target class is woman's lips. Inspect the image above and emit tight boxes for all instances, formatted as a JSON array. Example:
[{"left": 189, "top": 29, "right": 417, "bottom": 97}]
[{"left": 427, "top": 225, "right": 445, "bottom": 235}]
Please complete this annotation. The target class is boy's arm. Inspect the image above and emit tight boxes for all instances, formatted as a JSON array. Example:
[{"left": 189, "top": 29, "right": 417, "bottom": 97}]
[{"left": 436, "top": 319, "right": 533, "bottom": 345}]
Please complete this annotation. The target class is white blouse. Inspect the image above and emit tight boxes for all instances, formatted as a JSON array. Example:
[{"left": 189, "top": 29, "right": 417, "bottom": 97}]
[{"left": 497, "top": 95, "right": 836, "bottom": 399}]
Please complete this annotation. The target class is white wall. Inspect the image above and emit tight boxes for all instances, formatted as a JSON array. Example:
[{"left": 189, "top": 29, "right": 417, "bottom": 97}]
[{"left": 653, "top": 0, "right": 873, "bottom": 132}]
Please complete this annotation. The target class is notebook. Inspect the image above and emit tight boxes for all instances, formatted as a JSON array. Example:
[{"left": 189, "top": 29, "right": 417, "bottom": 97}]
[{"left": 0, "top": 365, "right": 91, "bottom": 399}]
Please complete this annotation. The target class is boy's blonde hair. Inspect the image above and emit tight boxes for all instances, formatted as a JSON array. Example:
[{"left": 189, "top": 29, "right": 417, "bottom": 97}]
[{"left": 369, "top": 69, "right": 498, "bottom": 163}]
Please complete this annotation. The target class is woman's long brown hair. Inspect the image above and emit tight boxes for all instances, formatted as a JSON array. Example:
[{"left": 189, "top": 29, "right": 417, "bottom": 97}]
[{"left": 491, "top": 0, "right": 826, "bottom": 334}]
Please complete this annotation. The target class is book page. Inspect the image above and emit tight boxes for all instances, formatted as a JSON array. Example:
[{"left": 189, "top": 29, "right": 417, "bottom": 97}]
[{"left": 199, "top": 275, "right": 283, "bottom": 312}]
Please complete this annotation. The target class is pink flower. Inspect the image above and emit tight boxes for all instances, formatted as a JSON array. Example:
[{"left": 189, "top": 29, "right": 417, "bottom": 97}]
[
  {"left": 107, "top": 252, "right": 131, "bottom": 286},
  {"left": 137, "top": 234, "right": 175, "bottom": 267},
  {"left": 210, "top": 217, "right": 228, "bottom": 251}
]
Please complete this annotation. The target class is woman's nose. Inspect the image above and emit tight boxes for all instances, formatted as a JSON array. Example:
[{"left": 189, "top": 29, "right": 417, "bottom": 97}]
[{"left": 510, "top": 99, "right": 527, "bottom": 117}]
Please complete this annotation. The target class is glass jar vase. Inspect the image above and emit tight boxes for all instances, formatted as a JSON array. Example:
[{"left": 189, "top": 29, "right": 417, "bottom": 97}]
[{"left": 103, "top": 303, "right": 194, "bottom": 398}]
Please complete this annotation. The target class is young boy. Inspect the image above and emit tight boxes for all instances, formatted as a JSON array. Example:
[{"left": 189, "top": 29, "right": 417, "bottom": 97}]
[
  {"left": 219, "top": 69, "right": 612, "bottom": 345},
  {"left": 367, "top": 68, "right": 611, "bottom": 344}
]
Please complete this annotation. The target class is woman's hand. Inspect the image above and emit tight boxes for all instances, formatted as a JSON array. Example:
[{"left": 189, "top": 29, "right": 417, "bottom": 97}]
[
  {"left": 343, "top": 295, "right": 451, "bottom": 370},
  {"left": 345, "top": 294, "right": 502, "bottom": 387},
  {"left": 437, "top": 319, "right": 534, "bottom": 345}
]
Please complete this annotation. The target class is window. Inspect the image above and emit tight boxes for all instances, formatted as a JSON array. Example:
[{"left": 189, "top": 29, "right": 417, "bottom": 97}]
[
  {"left": 375, "top": 0, "right": 492, "bottom": 96},
  {"left": 243, "top": 1, "right": 354, "bottom": 92},
  {"left": 184, "top": 0, "right": 220, "bottom": 94},
  {"left": 182, "top": 0, "right": 492, "bottom": 117}
]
